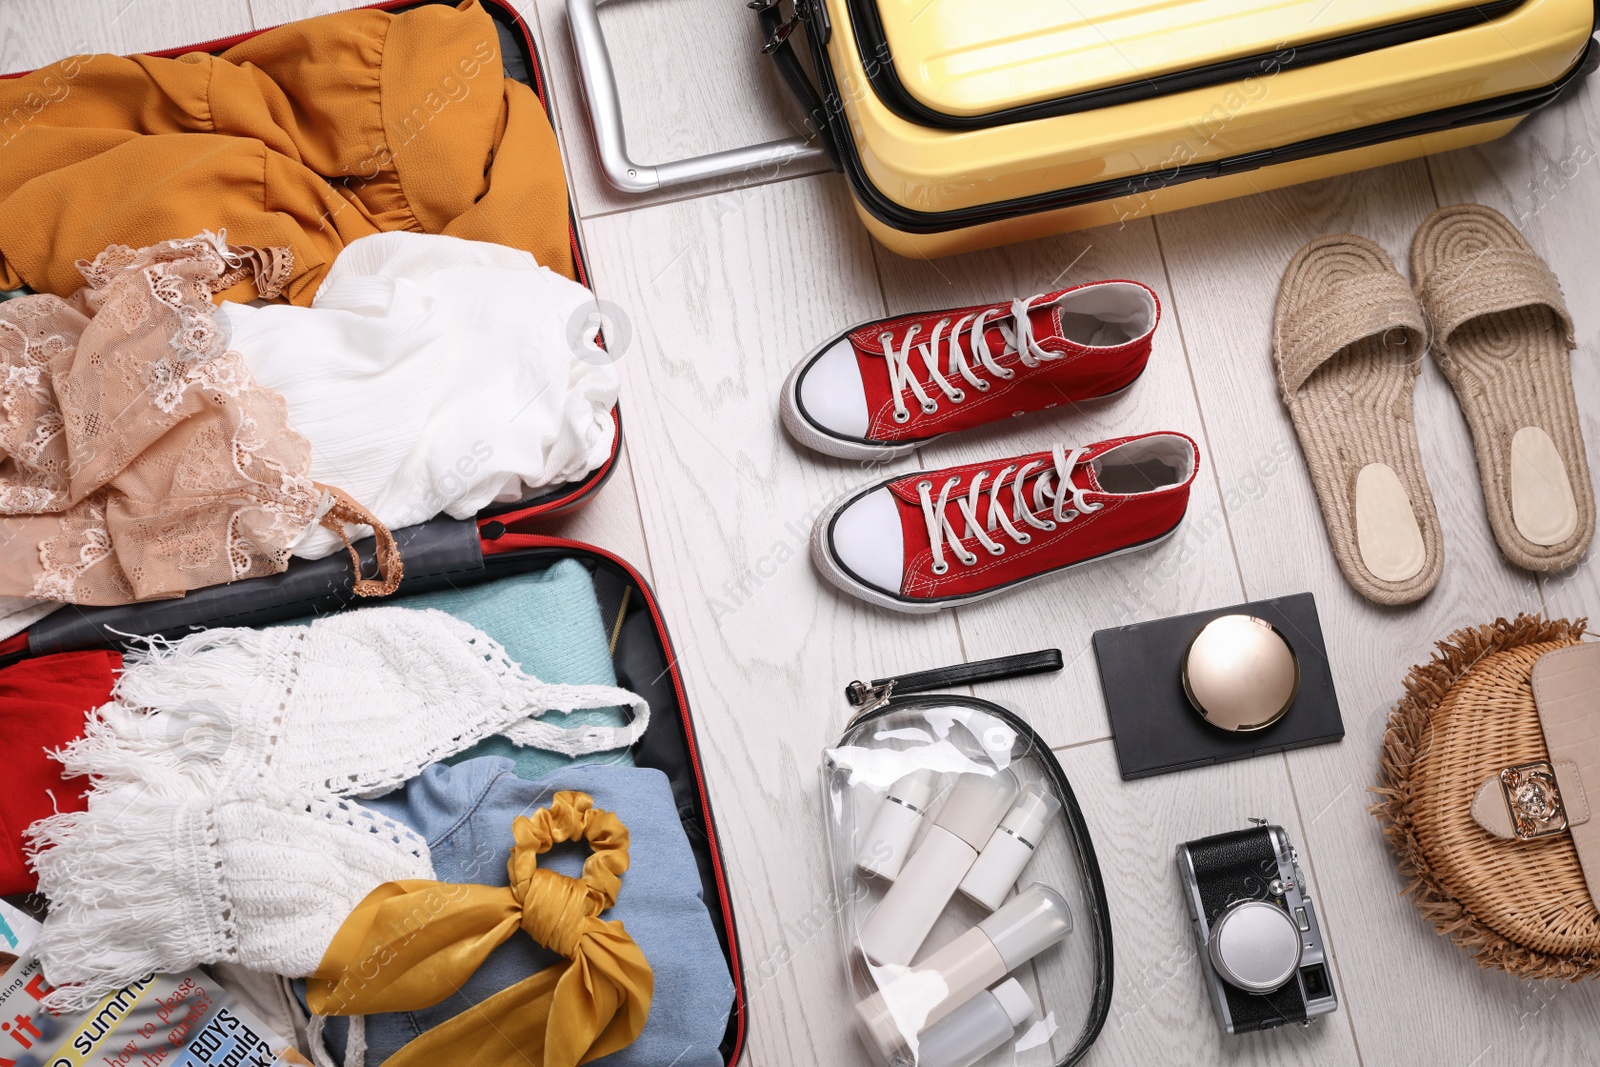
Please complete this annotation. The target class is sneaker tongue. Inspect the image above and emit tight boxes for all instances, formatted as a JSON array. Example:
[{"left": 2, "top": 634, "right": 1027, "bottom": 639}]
[
  {"left": 935, "top": 453, "right": 1087, "bottom": 530},
  {"left": 1081, "top": 456, "right": 1105, "bottom": 492},
  {"left": 1024, "top": 301, "right": 1062, "bottom": 345},
  {"left": 978, "top": 302, "right": 1059, "bottom": 355},
  {"left": 901, "top": 300, "right": 1058, "bottom": 368}
]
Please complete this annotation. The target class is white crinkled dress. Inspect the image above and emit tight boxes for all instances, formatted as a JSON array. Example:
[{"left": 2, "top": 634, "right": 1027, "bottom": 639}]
[{"left": 218, "top": 231, "right": 618, "bottom": 559}]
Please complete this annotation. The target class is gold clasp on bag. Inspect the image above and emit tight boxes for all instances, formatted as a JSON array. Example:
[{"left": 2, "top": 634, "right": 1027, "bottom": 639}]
[{"left": 1499, "top": 761, "right": 1569, "bottom": 841}]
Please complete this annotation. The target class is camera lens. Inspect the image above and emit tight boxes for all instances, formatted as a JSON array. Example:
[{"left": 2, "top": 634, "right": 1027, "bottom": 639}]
[{"left": 1208, "top": 900, "right": 1302, "bottom": 993}]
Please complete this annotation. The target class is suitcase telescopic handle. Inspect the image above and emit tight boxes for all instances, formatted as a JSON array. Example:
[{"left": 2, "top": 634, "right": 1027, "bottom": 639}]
[{"left": 566, "top": 0, "right": 828, "bottom": 193}]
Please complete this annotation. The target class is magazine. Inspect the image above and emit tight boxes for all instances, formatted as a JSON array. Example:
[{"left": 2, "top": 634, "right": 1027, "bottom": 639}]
[
  {"left": 0, "top": 901, "right": 42, "bottom": 981},
  {"left": 0, "top": 903, "right": 308, "bottom": 1067}
]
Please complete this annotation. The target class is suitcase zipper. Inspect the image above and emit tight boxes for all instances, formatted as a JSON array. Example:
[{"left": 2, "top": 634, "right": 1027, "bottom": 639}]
[
  {"left": 845, "top": 648, "right": 1063, "bottom": 719},
  {"left": 839, "top": 0, "right": 1525, "bottom": 131}
]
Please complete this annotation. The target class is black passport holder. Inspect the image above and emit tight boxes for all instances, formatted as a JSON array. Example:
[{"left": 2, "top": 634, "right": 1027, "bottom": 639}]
[{"left": 1093, "top": 592, "right": 1344, "bottom": 780}]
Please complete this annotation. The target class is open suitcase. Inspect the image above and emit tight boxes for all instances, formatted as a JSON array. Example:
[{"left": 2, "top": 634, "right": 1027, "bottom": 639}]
[
  {"left": 0, "top": 3, "right": 746, "bottom": 1064},
  {"left": 568, "top": 0, "right": 1600, "bottom": 259},
  {"left": 0, "top": 0, "right": 622, "bottom": 544}
]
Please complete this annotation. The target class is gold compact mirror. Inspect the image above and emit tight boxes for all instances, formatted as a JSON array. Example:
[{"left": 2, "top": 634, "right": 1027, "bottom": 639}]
[{"left": 1181, "top": 614, "right": 1300, "bottom": 732}]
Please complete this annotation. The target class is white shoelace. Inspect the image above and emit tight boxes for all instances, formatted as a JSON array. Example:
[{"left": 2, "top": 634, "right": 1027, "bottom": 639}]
[
  {"left": 884, "top": 296, "right": 1061, "bottom": 424},
  {"left": 916, "top": 444, "right": 1102, "bottom": 574}
]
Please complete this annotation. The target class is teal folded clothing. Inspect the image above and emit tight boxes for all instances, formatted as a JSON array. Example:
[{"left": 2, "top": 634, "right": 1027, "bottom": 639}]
[{"left": 402, "top": 560, "right": 634, "bottom": 777}]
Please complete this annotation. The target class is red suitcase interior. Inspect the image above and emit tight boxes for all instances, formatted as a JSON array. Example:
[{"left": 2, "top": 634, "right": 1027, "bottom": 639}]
[{"left": 0, "top": 3, "right": 745, "bottom": 1062}]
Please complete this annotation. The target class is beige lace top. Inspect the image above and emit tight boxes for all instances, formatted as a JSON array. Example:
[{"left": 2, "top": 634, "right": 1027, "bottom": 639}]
[{"left": 0, "top": 233, "right": 398, "bottom": 605}]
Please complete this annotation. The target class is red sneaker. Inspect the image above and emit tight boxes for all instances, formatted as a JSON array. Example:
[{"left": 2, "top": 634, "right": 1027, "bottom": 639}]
[
  {"left": 812, "top": 433, "right": 1200, "bottom": 612},
  {"left": 781, "top": 281, "right": 1159, "bottom": 460}
]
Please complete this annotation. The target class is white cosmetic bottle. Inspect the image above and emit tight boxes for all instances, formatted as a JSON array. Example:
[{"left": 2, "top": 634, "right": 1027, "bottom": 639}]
[
  {"left": 854, "top": 882, "right": 1072, "bottom": 1062},
  {"left": 958, "top": 788, "right": 1063, "bottom": 910},
  {"left": 857, "top": 769, "right": 1019, "bottom": 965},
  {"left": 915, "top": 978, "right": 1037, "bottom": 1067},
  {"left": 857, "top": 770, "right": 940, "bottom": 882}
]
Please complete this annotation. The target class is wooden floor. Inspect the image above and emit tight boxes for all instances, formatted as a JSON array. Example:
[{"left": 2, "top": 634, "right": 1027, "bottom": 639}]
[{"left": 12, "top": 2, "right": 1600, "bottom": 1064}]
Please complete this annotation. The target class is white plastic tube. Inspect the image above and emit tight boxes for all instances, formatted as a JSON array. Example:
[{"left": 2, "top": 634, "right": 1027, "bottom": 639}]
[
  {"left": 857, "top": 770, "right": 939, "bottom": 882},
  {"left": 857, "top": 770, "right": 1019, "bottom": 965},
  {"left": 915, "top": 978, "right": 1036, "bottom": 1067},
  {"left": 854, "top": 883, "right": 1071, "bottom": 1062},
  {"left": 958, "top": 789, "right": 1062, "bottom": 911}
]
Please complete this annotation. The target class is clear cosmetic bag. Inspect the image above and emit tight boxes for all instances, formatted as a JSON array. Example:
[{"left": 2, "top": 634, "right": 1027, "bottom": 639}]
[{"left": 821, "top": 651, "right": 1113, "bottom": 1067}]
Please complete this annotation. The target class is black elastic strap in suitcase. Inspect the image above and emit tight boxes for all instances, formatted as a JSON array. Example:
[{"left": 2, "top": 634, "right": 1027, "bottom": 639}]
[
  {"left": 19, "top": 525, "right": 750, "bottom": 1067},
  {"left": 24, "top": 517, "right": 484, "bottom": 656}
]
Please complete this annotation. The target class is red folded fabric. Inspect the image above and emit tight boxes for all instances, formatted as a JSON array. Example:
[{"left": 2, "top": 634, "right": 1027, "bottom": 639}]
[{"left": 0, "top": 650, "right": 120, "bottom": 895}]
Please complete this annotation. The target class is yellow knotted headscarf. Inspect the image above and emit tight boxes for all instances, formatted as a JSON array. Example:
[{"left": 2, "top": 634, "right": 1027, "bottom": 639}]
[{"left": 306, "top": 791, "right": 653, "bottom": 1067}]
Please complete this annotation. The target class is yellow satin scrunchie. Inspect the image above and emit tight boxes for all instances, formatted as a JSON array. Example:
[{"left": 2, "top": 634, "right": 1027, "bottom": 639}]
[{"left": 305, "top": 791, "right": 653, "bottom": 1067}]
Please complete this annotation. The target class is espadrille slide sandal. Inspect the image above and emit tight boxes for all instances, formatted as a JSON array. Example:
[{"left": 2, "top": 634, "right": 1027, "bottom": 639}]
[
  {"left": 1274, "top": 234, "right": 1443, "bottom": 605},
  {"left": 1411, "top": 204, "right": 1594, "bottom": 572}
]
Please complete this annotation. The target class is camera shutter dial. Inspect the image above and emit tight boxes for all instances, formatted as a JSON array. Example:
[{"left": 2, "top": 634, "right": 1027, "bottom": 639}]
[{"left": 1208, "top": 900, "right": 1302, "bottom": 993}]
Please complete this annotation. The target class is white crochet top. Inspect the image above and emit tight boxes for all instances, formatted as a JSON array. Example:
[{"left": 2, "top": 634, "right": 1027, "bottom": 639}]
[
  {"left": 28, "top": 606, "right": 650, "bottom": 1010},
  {"left": 29, "top": 783, "right": 433, "bottom": 1003},
  {"left": 70, "top": 606, "right": 649, "bottom": 795}
]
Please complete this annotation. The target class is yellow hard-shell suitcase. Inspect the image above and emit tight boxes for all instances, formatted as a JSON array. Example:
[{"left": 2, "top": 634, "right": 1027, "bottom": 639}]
[{"left": 567, "top": 0, "right": 1597, "bottom": 257}]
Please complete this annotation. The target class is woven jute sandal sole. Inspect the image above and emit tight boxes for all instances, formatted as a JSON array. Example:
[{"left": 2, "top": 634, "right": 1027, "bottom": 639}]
[
  {"left": 1411, "top": 204, "right": 1595, "bottom": 572},
  {"left": 1371, "top": 615, "right": 1600, "bottom": 979},
  {"left": 1273, "top": 235, "right": 1443, "bottom": 606}
]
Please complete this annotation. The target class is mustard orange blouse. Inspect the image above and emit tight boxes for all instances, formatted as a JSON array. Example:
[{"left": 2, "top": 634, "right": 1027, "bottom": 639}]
[{"left": 0, "top": 0, "right": 574, "bottom": 305}]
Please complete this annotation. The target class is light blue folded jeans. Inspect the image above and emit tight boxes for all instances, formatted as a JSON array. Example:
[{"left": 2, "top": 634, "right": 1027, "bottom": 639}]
[{"left": 312, "top": 759, "right": 734, "bottom": 1066}]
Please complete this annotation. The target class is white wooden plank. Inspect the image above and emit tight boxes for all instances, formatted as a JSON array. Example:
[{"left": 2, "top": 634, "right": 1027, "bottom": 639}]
[
  {"left": 1153, "top": 156, "right": 1600, "bottom": 1064},
  {"left": 580, "top": 173, "right": 967, "bottom": 1067},
  {"left": 530, "top": 0, "right": 830, "bottom": 219},
  {"left": 0, "top": 0, "right": 253, "bottom": 69},
  {"left": 536, "top": 440, "right": 655, "bottom": 582},
  {"left": 247, "top": 0, "right": 366, "bottom": 28},
  {"left": 870, "top": 222, "right": 1248, "bottom": 749}
]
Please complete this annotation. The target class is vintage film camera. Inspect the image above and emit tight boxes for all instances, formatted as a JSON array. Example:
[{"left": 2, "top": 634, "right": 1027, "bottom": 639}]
[{"left": 1176, "top": 821, "right": 1338, "bottom": 1034}]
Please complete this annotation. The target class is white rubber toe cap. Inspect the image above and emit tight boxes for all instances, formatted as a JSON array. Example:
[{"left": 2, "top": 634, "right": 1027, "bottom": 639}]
[
  {"left": 797, "top": 337, "right": 870, "bottom": 438},
  {"left": 829, "top": 488, "right": 904, "bottom": 595}
]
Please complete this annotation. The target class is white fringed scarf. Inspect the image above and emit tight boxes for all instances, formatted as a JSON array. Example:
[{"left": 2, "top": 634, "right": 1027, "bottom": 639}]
[{"left": 28, "top": 606, "right": 650, "bottom": 1010}]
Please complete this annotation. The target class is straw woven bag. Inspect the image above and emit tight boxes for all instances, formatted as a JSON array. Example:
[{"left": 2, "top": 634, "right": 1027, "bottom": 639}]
[{"left": 1371, "top": 614, "right": 1600, "bottom": 979}]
